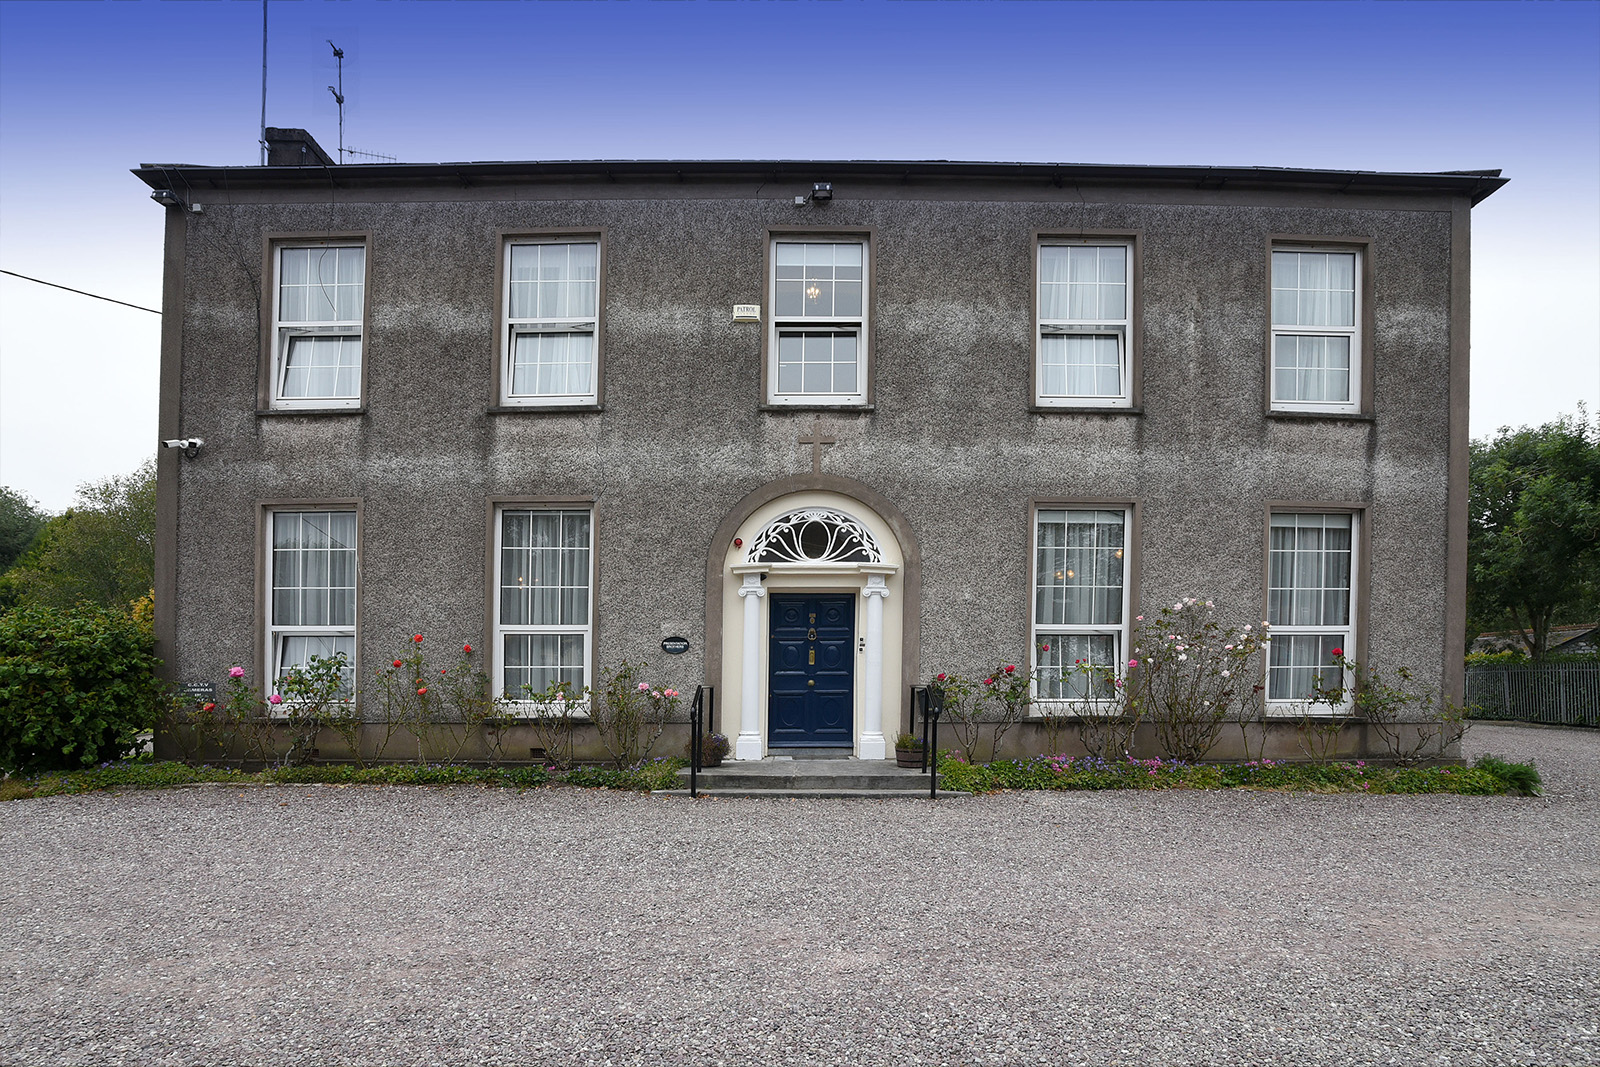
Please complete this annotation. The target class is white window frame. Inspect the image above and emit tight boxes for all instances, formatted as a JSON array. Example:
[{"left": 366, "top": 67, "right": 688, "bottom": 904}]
[
  {"left": 1270, "top": 246, "right": 1361, "bottom": 414},
  {"left": 270, "top": 242, "right": 366, "bottom": 410},
  {"left": 500, "top": 238, "right": 601, "bottom": 407},
  {"left": 1030, "top": 506, "right": 1131, "bottom": 710},
  {"left": 1036, "top": 240, "right": 1133, "bottom": 408},
  {"left": 265, "top": 509, "right": 358, "bottom": 700},
  {"left": 1266, "top": 512, "right": 1357, "bottom": 713},
  {"left": 493, "top": 507, "right": 595, "bottom": 708},
  {"left": 767, "top": 237, "right": 869, "bottom": 406}
]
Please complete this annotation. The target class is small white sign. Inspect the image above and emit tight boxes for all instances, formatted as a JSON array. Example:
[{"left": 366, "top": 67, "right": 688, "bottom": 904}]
[{"left": 733, "top": 304, "right": 761, "bottom": 322}]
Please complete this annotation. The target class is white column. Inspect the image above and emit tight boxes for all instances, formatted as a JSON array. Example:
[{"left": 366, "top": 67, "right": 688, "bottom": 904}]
[
  {"left": 735, "top": 572, "right": 766, "bottom": 760},
  {"left": 859, "top": 573, "right": 890, "bottom": 760}
]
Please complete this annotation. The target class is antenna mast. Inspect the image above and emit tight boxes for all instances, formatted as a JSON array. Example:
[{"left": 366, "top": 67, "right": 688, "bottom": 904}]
[
  {"left": 327, "top": 40, "right": 345, "bottom": 164},
  {"left": 258, "top": 0, "right": 269, "bottom": 164}
]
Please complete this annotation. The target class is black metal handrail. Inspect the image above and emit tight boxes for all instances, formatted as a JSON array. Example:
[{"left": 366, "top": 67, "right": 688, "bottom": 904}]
[
  {"left": 689, "top": 685, "right": 713, "bottom": 798},
  {"left": 910, "top": 682, "right": 944, "bottom": 798}
]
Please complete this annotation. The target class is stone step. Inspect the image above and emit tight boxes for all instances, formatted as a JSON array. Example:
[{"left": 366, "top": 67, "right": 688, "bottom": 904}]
[
  {"left": 654, "top": 758, "right": 964, "bottom": 799},
  {"left": 653, "top": 787, "right": 970, "bottom": 800}
]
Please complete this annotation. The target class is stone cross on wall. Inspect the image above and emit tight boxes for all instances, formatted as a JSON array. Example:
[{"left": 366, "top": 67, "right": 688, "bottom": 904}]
[{"left": 797, "top": 420, "right": 836, "bottom": 474}]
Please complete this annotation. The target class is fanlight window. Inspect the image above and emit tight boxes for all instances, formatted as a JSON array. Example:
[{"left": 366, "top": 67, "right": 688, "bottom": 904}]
[{"left": 746, "top": 508, "right": 882, "bottom": 564}]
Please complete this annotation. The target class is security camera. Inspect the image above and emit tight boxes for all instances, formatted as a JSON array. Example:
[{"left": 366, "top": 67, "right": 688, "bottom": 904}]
[{"left": 161, "top": 438, "right": 204, "bottom": 458}]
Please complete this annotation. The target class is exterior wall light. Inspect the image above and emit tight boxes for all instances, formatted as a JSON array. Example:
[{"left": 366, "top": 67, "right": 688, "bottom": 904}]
[{"left": 811, "top": 182, "right": 832, "bottom": 201}]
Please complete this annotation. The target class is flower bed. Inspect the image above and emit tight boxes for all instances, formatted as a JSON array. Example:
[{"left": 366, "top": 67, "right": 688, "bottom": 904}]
[
  {"left": 935, "top": 753, "right": 1541, "bottom": 796},
  {"left": 0, "top": 756, "right": 686, "bottom": 802}
]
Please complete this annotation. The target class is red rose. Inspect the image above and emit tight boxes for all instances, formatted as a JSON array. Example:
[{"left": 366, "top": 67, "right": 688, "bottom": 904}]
[
  {"left": 413, "top": 634, "right": 423, "bottom": 643},
  {"left": 462, "top": 644, "right": 472, "bottom": 654},
  {"left": 1041, "top": 644, "right": 1050, "bottom": 652},
  {"left": 440, "top": 668, "right": 447, "bottom": 675},
  {"left": 392, "top": 659, "right": 403, "bottom": 668},
  {"left": 984, "top": 678, "right": 994, "bottom": 686},
  {"left": 1005, "top": 665, "right": 1016, "bottom": 674},
  {"left": 202, "top": 702, "right": 216, "bottom": 712},
  {"left": 417, "top": 687, "right": 428, "bottom": 695},
  {"left": 1330, "top": 648, "right": 1343, "bottom": 657},
  {"left": 936, "top": 673, "right": 946, "bottom": 681}
]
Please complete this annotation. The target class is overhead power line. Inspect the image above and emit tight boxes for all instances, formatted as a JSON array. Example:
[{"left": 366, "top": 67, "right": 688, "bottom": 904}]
[{"left": 0, "top": 270, "right": 161, "bottom": 315}]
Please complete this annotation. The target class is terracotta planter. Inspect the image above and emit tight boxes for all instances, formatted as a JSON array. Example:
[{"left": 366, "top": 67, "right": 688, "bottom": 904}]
[{"left": 895, "top": 747, "right": 924, "bottom": 768}]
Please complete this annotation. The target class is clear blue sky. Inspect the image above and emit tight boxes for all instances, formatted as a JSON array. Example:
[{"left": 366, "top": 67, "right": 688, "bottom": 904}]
[{"left": 2, "top": 0, "right": 1596, "bottom": 510}]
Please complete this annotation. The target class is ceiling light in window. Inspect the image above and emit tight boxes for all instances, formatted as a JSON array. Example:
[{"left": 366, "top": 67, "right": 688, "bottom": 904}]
[
  {"left": 1114, "top": 549, "right": 1124, "bottom": 559},
  {"left": 805, "top": 282, "right": 822, "bottom": 303}
]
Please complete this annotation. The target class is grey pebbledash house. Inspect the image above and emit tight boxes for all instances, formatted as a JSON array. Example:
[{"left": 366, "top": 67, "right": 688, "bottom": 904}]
[{"left": 136, "top": 130, "right": 1505, "bottom": 762}]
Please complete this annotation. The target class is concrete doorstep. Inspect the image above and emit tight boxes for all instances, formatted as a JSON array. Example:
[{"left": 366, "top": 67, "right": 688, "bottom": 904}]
[{"left": 653, "top": 758, "right": 971, "bottom": 799}]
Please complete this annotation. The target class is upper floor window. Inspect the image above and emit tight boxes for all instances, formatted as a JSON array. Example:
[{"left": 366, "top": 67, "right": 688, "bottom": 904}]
[
  {"left": 1037, "top": 242, "right": 1132, "bottom": 407},
  {"left": 268, "top": 509, "right": 357, "bottom": 696},
  {"left": 769, "top": 239, "right": 868, "bottom": 405},
  {"left": 502, "top": 240, "right": 600, "bottom": 406},
  {"left": 1271, "top": 248, "right": 1360, "bottom": 413},
  {"left": 495, "top": 508, "right": 593, "bottom": 701},
  {"left": 272, "top": 244, "right": 365, "bottom": 409},
  {"left": 1032, "top": 507, "right": 1129, "bottom": 702},
  {"left": 1267, "top": 512, "right": 1355, "bottom": 705}
]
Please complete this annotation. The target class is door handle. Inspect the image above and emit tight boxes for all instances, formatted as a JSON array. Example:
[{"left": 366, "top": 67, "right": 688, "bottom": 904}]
[{"left": 807, "top": 679, "right": 814, "bottom": 687}]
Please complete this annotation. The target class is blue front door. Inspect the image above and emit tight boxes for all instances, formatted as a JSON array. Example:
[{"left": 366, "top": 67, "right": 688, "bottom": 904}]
[{"left": 769, "top": 593, "right": 854, "bottom": 747}]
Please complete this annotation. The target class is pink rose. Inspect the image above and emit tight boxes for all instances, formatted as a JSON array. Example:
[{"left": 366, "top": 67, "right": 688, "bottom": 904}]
[
  {"left": 1135, "top": 615, "right": 1144, "bottom": 621},
  {"left": 268, "top": 693, "right": 283, "bottom": 705},
  {"left": 1128, "top": 659, "right": 1139, "bottom": 668},
  {"left": 229, "top": 666, "right": 246, "bottom": 678},
  {"left": 638, "top": 682, "right": 650, "bottom": 692},
  {"left": 1041, "top": 643, "right": 1050, "bottom": 652}
]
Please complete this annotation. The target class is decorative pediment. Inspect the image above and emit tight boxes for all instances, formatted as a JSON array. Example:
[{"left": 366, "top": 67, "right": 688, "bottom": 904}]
[{"left": 746, "top": 508, "right": 882, "bottom": 565}]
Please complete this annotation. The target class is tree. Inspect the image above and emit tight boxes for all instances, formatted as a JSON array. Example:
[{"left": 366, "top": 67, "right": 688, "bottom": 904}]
[
  {"left": 0, "top": 487, "right": 47, "bottom": 573},
  {"left": 0, "top": 459, "right": 155, "bottom": 613},
  {"left": 1468, "top": 409, "right": 1600, "bottom": 659}
]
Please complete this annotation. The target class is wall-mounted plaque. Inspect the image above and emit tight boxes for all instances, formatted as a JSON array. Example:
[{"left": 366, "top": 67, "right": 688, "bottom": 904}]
[
  {"left": 660, "top": 636, "right": 690, "bottom": 655},
  {"left": 178, "top": 681, "right": 217, "bottom": 701}
]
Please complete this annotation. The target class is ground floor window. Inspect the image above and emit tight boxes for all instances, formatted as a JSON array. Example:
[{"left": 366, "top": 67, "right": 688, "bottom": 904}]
[
  {"left": 267, "top": 510, "right": 356, "bottom": 696},
  {"left": 1033, "top": 507, "right": 1128, "bottom": 701},
  {"left": 1267, "top": 512, "right": 1355, "bottom": 704},
  {"left": 495, "top": 508, "right": 592, "bottom": 700}
]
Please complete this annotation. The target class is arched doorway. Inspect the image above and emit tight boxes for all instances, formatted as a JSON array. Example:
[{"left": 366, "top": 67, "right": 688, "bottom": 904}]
[{"left": 704, "top": 477, "right": 920, "bottom": 760}]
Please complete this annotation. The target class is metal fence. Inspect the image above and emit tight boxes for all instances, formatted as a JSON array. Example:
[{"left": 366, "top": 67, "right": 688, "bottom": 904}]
[{"left": 1466, "top": 665, "right": 1600, "bottom": 727}]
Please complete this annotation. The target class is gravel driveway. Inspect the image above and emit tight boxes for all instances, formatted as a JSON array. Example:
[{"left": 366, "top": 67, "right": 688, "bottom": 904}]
[{"left": 2, "top": 723, "right": 1596, "bottom": 1067}]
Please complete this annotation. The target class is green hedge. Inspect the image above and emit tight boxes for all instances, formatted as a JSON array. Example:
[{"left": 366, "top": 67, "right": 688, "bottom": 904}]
[
  {"left": 0, "top": 605, "right": 164, "bottom": 774},
  {"left": 0, "top": 757, "right": 689, "bottom": 801},
  {"left": 936, "top": 753, "right": 1541, "bottom": 796}
]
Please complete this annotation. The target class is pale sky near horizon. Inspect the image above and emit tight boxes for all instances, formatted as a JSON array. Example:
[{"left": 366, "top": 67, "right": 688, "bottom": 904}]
[{"left": 1, "top": 0, "right": 1596, "bottom": 512}]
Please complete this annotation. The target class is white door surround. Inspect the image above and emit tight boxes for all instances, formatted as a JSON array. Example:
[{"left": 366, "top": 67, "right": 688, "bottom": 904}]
[{"left": 705, "top": 480, "right": 920, "bottom": 762}]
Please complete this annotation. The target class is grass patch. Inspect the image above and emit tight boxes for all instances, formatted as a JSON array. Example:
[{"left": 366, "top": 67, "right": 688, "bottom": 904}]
[
  {"left": 937, "top": 753, "right": 1542, "bottom": 797},
  {"left": 0, "top": 757, "right": 689, "bottom": 801}
]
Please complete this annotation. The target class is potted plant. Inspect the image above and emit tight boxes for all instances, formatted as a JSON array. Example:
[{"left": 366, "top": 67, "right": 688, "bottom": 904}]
[
  {"left": 691, "top": 732, "right": 731, "bottom": 768},
  {"left": 894, "top": 732, "right": 925, "bottom": 768}
]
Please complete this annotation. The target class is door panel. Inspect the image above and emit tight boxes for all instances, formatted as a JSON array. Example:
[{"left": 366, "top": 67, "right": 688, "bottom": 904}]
[{"left": 769, "top": 593, "right": 854, "bottom": 747}]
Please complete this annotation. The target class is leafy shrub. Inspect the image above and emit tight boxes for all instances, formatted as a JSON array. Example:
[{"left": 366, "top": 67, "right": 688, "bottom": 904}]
[
  {"left": 0, "top": 604, "right": 164, "bottom": 773},
  {"left": 591, "top": 661, "right": 681, "bottom": 765},
  {"left": 1473, "top": 754, "right": 1542, "bottom": 796},
  {"left": 1128, "top": 598, "right": 1270, "bottom": 761}
]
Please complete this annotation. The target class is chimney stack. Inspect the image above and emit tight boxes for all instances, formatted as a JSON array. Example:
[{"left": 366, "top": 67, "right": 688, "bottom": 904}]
[{"left": 264, "top": 127, "right": 335, "bottom": 167}]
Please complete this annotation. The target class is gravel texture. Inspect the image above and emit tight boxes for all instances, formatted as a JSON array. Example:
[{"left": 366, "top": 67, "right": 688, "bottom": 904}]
[{"left": 2, "top": 723, "right": 1596, "bottom": 1067}]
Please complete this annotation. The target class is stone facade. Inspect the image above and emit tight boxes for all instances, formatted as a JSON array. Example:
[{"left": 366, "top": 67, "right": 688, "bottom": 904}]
[{"left": 137, "top": 148, "right": 1503, "bottom": 761}]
